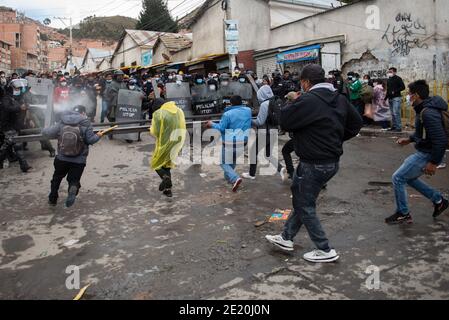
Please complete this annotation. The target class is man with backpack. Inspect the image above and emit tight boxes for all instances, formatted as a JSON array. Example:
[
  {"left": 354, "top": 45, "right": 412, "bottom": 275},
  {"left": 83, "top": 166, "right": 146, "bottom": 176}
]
[
  {"left": 265, "top": 64, "right": 363, "bottom": 263},
  {"left": 386, "top": 80, "right": 449, "bottom": 224},
  {"left": 42, "top": 105, "right": 104, "bottom": 208},
  {"left": 242, "top": 85, "right": 287, "bottom": 181}
]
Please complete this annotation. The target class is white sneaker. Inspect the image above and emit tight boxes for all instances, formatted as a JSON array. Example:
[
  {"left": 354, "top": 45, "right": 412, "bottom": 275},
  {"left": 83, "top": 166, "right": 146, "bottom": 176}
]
[
  {"left": 242, "top": 173, "right": 256, "bottom": 180},
  {"left": 265, "top": 234, "right": 294, "bottom": 252},
  {"left": 303, "top": 249, "right": 339, "bottom": 263},
  {"left": 280, "top": 167, "right": 288, "bottom": 182},
  {"left": 232, "top": 178, "right": 243, "bottom": 192},
  {"left": 437, "top": 163, "right": 447, "bottom": 170}
]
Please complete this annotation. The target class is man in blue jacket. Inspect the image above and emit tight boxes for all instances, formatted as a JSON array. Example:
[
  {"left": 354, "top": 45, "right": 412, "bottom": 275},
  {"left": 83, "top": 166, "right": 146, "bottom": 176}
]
[
  {"left": 386, "top": 80, "right": 448, "bottom": 224},
  {"left": 42, "top": 105, "right": 104, "bottom": 208},
  {"left": 207, "top": 95, "right": 252, "bottom": 192}
]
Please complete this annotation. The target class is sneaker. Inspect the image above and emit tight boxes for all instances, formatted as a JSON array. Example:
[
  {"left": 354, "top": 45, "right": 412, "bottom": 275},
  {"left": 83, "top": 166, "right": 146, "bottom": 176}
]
[
  {"left": 265, "top": 234, "right": 294, "bottom": 252},
  {"left": 65, "top": 185, "right": 78, "bottom": 208},
  {"left": 385, "top": 212, "right": 413, "bottom": 225},
  {"left": 433, "top": 198, "right": 449, "bottom": 218},
  {"left": 159, "top": 175, "right": 172, "bottom": 191},
  {"left": 280, "top": 167, "right": 288, "bottom": 182},
  {"left": 20, "top": 165, "right": 32, "bottom": 173},
  {"left": 49, "top": 150, "right": 56, "bottom": 158},
  {"left": 232, "top": 178, "right": 243, "bottom": 192},
  {"left": 48, "top": 198, "right": 57, "bottom": 207},
  {"left": 437, "top": 163, "right": 447, "bottom": 170},
  {"left": 242, "top": 173, "right": 256, "bottom": 180},
  {"left": 163, "top": 189, "right": 173, "bottom": 198},
  {"left": 303, "top": 249, "right": 339, "bottom": 263}
]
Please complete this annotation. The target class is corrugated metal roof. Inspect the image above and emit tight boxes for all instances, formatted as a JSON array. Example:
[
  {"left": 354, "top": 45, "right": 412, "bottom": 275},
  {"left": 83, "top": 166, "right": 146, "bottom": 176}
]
[
  {"left": 125, "top": 29, "right": 161, "bottom": 47},
  {"left": 159, "top": 33, "right": 192, "bottom": 52}
]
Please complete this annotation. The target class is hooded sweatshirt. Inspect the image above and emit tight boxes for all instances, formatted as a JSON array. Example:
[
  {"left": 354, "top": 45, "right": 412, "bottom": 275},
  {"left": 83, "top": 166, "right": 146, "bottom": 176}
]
[
  {"left": 42, "top": 111, "right": 100, "bottom": 164},
  {"left": 281, "top": 82, "right": 363, "bottom": 164},
  {"left": 253, "top": 85, "right": 274, "bottom": 127},
  {"left": 410, "top": 96, "right": 448, "bottom": 165}
]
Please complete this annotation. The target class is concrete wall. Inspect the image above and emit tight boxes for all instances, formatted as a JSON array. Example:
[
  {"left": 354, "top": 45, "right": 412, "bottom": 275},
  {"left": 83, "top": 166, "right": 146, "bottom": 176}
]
[
  {"left": 152, "top": 42, "right": 168, "bottom": 65},
  {"left": 269, "top": 0, "right": 329, "bottom": 28},
  {"left": 191, "top": 0, "right": 226, "bottom": 58},
  {"left": 269, "top": 0, "right": 449, "bottom": 83}
]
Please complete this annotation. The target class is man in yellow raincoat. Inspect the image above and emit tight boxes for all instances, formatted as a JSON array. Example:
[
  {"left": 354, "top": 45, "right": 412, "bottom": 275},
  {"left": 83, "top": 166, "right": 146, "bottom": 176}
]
[{"left": 150, "top": 99, "right": 186, "bottom": 197}]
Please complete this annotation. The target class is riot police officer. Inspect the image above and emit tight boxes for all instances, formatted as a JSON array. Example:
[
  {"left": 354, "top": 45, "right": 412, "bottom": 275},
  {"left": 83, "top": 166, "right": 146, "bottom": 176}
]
[{"left": 0, "top": 79, "right": 32, "bottom": 172}]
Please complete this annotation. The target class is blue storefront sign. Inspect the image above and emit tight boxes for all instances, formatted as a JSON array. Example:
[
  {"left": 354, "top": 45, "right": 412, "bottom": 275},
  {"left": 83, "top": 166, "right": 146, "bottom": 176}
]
[
  {"left": 141, "top": 50, "right": 153, "bottom": 67},
  {"left": 276, "top": 44, "right": 321, "bottom": 64}
]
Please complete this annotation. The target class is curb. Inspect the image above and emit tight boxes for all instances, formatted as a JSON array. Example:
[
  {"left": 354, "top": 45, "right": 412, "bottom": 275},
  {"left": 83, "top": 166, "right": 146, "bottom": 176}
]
[{"left": 359, "top": 128, "right": 413, "bottom": 138}]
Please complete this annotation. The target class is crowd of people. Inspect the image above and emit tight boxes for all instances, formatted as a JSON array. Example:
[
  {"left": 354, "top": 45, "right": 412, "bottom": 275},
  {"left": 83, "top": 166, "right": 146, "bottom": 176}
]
[{"left": 1, "top": 63, "right": 448, "bottom": 263}]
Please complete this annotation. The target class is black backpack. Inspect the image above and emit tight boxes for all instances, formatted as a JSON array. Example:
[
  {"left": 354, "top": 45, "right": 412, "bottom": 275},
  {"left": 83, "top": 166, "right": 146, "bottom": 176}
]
[
  {"left": 266, "top": 96, "right": 284, "bottom": 128},
  {"left": 58, "top": 125, "right": 85, "bottom": 157}
]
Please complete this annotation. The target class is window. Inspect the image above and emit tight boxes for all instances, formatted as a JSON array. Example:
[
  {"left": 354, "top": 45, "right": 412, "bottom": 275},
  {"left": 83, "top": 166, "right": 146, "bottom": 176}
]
[
  {"left": 120, "top": 62, "right": 125, "bottom": 68},
  {"left": 15, "top": 33, "right": 21, "bottom": 48},
  {"left": 131, "top": 61, "right": 137, "bottom": 66}
]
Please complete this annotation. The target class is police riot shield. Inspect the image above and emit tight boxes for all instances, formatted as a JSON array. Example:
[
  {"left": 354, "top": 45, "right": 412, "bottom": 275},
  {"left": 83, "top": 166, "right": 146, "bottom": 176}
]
[
  {"left": 116, "top": 89, "right": 143, "bottom": 141},
  {"left": 165, "top": 82, "right": 193, "bottom": 118},
  {"left": 219, "top": 82, "right": 253, "bottom": 108},
  {"left": 190, "top": 84, "right": 221, "bottom": 116},
  {"left": 26, "top": 77, "right": 54, "bottom": 127}
]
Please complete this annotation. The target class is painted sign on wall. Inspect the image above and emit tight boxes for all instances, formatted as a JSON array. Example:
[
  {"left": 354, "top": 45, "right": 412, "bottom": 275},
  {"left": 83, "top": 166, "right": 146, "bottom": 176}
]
[
  {"left": 277, "top": 44, "right": 320, "bottom": 64},
  {"left": 141, "top": 50, "right": 153, "bottom": 67}
]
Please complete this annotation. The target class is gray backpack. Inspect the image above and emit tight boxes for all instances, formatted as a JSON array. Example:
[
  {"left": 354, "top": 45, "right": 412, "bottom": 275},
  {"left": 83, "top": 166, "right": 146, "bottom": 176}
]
[{"left": 58, "top": 125, "right": 85, "bottom": 157}]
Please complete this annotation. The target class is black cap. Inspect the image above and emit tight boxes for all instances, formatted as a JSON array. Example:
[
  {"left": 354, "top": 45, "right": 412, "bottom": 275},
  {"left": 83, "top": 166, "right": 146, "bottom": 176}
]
[{"left": 300, "top": 64, "right": 325, "bottom": 82}]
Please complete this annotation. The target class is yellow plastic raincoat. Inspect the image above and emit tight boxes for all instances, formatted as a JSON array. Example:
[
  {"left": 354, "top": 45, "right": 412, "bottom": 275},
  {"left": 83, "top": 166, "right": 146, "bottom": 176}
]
[{"left": 150, "top": 101, "right": 187, "bottom": 170}]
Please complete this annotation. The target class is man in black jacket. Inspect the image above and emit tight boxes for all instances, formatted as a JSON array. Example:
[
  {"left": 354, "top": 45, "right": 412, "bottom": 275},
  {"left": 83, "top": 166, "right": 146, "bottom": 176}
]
[
  {"left": 386, "top": 67, "right": 406, "bottom": 132},
  {"left": 0, "top": 80, "right": 32, "bottom": 172},
  {"left": 265, "top": 64, "right": 363, "bottom": 263},
  {"left": 386, "top": 80, "right": 448, "bottom": 224}
]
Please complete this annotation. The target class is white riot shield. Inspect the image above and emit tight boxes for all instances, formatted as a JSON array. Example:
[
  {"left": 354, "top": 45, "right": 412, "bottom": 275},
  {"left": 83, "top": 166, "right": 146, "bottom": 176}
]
[
  {"left": 116, "top": 89, "right": 143, "bottom": 141},
  {"left": 191, "top": 84, "right": 221, "bottom": 116},
  {"left": 26, "top": 77, "right": 54, "bottom": 127},
  {"left": 165, "top": 82, "right": 193, "bottom": 118},
  {"left": 219, "top": 82, "right": 253, "bottom": 108}
]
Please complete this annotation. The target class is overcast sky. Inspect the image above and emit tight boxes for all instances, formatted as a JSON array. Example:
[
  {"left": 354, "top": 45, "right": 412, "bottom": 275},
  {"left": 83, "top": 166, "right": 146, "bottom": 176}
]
[{"left": 0, "top": 0, "right": 338, "bottom": 29}]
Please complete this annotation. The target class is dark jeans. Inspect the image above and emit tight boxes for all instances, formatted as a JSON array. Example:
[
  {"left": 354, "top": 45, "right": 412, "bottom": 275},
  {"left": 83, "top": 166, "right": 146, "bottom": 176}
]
[
  {"left": 282, "top": 139, "right": 295, "bottom": 178},
  {"left": 156, "top": 167, "right": 171, "bottom": 180},
  {"left": 249, "top": 130, "right": 282, "bottom": 177},
  {"left": 282, "top": 162, "right": 339, "bottom": 251},
  {"left": 49, "top": 158, "right": 86, "bottom": 200}
]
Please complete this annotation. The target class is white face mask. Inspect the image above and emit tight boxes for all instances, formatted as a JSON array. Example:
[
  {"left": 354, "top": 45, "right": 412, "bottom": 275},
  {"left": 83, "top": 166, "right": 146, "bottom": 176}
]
[
  {"left": 209, "top": 85, "right": 216, "bottom": 91},
  {"left": 13, "top": 89, "right": 21, "bottom": 96},
  {"left": 387, "top": 73, "right": 394, "bottom": 78},
  {"left": 129, "top": 86, "right": 135, "bottom": 90},
  {"left": 61, "top": 82, "right": 67, "bottom": 87}
]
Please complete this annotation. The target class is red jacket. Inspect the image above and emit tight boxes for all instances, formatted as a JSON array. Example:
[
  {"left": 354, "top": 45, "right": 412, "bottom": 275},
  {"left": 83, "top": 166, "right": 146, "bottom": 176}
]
[{"left": 54, "top": 87, "right": 70, "bottom": 104}]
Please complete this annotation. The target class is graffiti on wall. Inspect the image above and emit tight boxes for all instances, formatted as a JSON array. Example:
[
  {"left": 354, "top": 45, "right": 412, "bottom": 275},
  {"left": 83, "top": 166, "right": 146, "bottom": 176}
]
[{"left": 382, "top": 13, "right": 429, "bottom": 56}]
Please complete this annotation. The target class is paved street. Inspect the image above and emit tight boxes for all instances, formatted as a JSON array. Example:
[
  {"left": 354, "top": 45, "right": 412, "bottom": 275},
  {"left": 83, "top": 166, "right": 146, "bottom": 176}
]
[{"left": 0, "top": 134, "right": 448, "bottom": 300}]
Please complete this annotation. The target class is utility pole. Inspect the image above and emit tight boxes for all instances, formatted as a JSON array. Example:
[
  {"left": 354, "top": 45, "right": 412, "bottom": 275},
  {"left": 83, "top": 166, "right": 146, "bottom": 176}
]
[
  {"left": 223, "top": 0, "right": 237, "bottom": 73},
  {"left": 54, "top": 16, "right": 73, "bottom": 67}
]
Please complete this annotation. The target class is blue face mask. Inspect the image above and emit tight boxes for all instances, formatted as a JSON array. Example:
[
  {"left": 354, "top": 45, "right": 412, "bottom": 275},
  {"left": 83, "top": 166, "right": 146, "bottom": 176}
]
[
  {"left": 196, "top": 79, "right": 204, "bottom": 84},
  {"left": 239, "top": 78, "right": 246, "bottom": 83}
]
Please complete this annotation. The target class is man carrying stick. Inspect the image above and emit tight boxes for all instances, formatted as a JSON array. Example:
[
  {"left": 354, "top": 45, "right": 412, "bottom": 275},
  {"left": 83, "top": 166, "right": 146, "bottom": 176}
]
[{"left": 42, "top": 105, "right": 105, "bottom": 208}]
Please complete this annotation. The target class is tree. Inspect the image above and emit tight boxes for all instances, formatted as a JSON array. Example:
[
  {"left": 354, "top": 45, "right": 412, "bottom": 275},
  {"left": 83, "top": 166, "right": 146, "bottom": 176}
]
[{"left": 136, "top": 0, "right": 178, "bottom": 32}]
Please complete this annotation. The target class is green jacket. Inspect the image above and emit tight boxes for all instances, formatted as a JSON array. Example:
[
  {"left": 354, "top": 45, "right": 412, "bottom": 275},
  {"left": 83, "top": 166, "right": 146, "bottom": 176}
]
[{"left": 349, "top": 80, "right": 362, "bottom": 101}]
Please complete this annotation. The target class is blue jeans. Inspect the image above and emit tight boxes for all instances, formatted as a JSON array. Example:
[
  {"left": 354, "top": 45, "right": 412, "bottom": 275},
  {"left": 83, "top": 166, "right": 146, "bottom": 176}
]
[
  {"left": 282, "top": 162, "right": 339, "bottom": 251},
  {"left": 389, "top": 97, "right": 402, "bottom": 130},
  {"left": 101, "top": 99, "right": 109, "bottom": 123},
  {"left": 221, "top": 142, "right": 246, "bottom": 184},
  {"left": 393, "top": 152, "right": 443, "bottom": 215}
]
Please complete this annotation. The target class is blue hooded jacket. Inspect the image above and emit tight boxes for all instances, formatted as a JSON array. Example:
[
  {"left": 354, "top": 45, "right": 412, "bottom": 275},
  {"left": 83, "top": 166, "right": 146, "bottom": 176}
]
[
  {"left": 411, "top": 96, "right": 448, "bottom": 165},
  {"left": 212, "top": 105, "right": 252, "bottom": 143}
]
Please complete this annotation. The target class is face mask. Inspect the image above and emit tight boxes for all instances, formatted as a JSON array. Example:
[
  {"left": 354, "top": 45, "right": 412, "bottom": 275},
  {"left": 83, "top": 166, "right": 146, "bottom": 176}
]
[
  {"left": 348, "top": 76, "right": 353, "bottom": 81},
  {"left": 13, "top": 89, "right": 21, "bottom": 96},
  {"left": 406, "top": 95, "right": 411, "bottom": 105},
  {"left": 362, "top": 79, "right": 369, "bottom": 84},
  {"left": 129, "top": 86, "right": 135, "bottom": 90},
  {"left": 168, "top": 76, "right": 173, "bottom": 80},
  {"left": 106, "top": 80, "right": 112, "bottom": 83},
  {"left": 61, "top": 82, "right": 67, "bottom": 87},
  {"left": 239, "top": 78, "right": 246, "bottom": 83},
  {"left": 387, "top": 73, "right": 394, "bottom": 78},
  {"left": 221, "top": 81, "right": 229, "bottom": 86},
  {"left": 209, "top": 85, "right": 216, "bottom": 91},
  {"left": 176, "top": 80, "right": 182, "bottom": 85},
  {"left": 0, "top": 78, "right": 6, "bottom": 85},
  {"left": 196, "top": 79, "right": 203, "bottom": 84}
]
